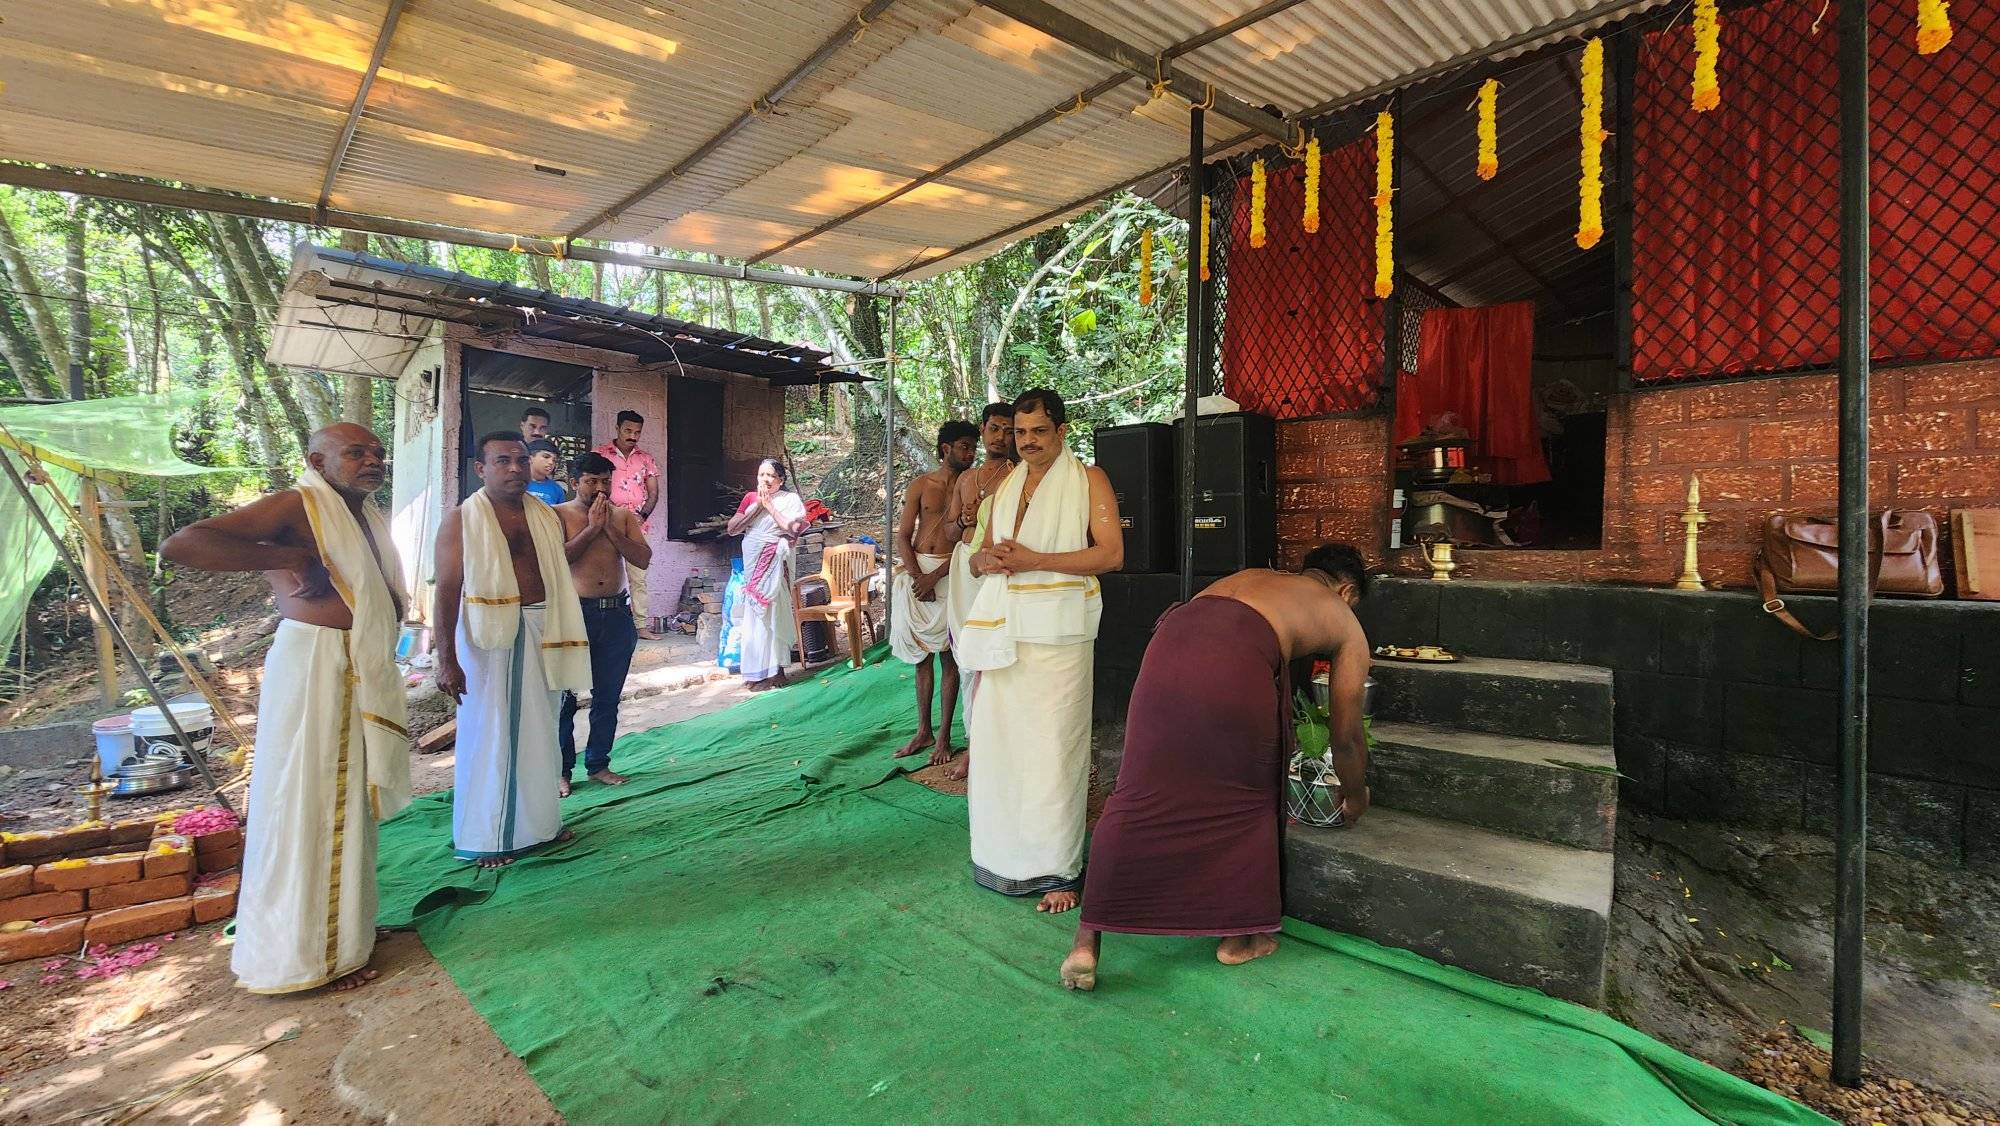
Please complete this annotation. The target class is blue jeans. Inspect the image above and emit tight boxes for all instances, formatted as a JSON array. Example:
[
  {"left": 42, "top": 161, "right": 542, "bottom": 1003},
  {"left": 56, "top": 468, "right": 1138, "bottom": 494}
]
[{"left": 560, "top": 597, "right": 639, "bottom": 777}]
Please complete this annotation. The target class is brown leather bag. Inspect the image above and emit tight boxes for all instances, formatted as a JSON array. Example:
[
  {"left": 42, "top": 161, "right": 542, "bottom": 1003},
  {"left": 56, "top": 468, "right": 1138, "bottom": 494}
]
[{"left": 1755, "top": 510, "right": 1944, "bottom": 639}]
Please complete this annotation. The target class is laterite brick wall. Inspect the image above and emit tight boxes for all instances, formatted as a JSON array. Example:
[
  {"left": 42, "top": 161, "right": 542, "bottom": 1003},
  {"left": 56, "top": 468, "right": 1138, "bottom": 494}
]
[{"left": 1273, "top": 358, "right": 2000, "bottom": 589}]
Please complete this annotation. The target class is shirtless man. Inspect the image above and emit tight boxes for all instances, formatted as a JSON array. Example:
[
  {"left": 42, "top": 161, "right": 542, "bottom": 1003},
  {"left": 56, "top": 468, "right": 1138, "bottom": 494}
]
[
  {"left": 1060, "top": 545, "right": 1371, "bottom": 990},
  {"left": 553, "top": 452, "right": 652, "bottom": 795},
  {"left": 434, "top": 432, "right": 591, "bottom": 868},
  {"left": 937, "top": 402, "right": 1016, "bottom": 781},
  {"left": 892, "top": 421, "right": 980, "bottom": 763},
  {"left": 160, "top": 423, "right": 408, "bottom": 994}
]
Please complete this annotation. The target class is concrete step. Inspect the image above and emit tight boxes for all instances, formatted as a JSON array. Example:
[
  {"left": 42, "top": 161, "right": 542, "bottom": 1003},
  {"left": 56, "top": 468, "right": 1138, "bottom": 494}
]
[
  {"left": 1369, "top": 656, "right": 1613, "bottom": 745},
  {"left": 1285, "top": 808, "right": 1613, "bottom": 1006},
  {"left": 1367, "top": 722, "right": 1618, "bottom": 851}
]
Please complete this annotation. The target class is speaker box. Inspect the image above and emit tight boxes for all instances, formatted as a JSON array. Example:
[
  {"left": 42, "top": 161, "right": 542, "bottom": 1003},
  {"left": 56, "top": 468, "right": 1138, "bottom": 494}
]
[
  {"left": 1176, "top": 412, "right": 1276, "bottom": 574},
  {"left": 1095, "top": 421, "right": 1177, "bottom": 573}
]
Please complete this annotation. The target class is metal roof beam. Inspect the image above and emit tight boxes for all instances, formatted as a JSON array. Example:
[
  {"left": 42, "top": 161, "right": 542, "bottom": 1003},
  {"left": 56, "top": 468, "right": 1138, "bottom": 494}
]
[
  {"left": 972, "top": 0, "right": 1293, "bottom": 144},
  {"left": 747, "top": 0, "right": 1308, "bottom": 266},
  {"left": 315, "top": 0, "right": 407, "bottom": 221},
  {"left": 568, "top": 0, "right": 900, "bottom": 241},
  {"left": 0, "top": 164, "right": 903, "bottom": 297}
]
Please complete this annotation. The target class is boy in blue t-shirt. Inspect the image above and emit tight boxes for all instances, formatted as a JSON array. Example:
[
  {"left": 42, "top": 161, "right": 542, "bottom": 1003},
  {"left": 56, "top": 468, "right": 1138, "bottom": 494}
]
[{"left": 525, "top": 439, "right": 568, "bottom": 506}]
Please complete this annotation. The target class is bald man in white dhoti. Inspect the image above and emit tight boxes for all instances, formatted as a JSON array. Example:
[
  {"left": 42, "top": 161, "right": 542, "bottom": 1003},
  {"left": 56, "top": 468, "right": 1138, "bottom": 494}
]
[
  {"left": 957, "top": 389, "right": 1122, "bottom": 914},
  {"left": 162, "top": 424, "right": 411, "bottom": 993},
  {"left": 433, "top": 431, "right": 592, "bottom": 869}
]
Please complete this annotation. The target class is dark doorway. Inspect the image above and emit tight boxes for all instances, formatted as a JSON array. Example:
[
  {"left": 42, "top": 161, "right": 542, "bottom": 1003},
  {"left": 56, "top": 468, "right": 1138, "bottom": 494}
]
[
  {"left": 458, "top": 346, "right": 592, "bottom": 501},
  {"left": 666, "top": 376, "right": 726, "bottom": 537}
]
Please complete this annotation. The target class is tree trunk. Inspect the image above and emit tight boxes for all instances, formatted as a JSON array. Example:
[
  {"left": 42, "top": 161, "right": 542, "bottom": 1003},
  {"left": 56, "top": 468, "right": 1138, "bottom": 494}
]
[
  {"left": 337, "top": 231, "right": 374, "bottom": 427},
  {"left": 0, "top": 205, "right": 71, "bottom": 386},
  {"left": 65, "top": 202, "right": 89, "bottom": 395},
  {"left": 0, "top": 297, "right": 58, "bottom": 398},
  {"left": 755, "top": 286, "right": 773, "bottom": 338},
  {"left": 140, "top": 243, "right": 168, "bottom": 393},
  {"left": 528, "top": 252, "right": 551, "bottom": 291},
  {"left": 93, "top": 480, "right": 156, "bottom": 663}
]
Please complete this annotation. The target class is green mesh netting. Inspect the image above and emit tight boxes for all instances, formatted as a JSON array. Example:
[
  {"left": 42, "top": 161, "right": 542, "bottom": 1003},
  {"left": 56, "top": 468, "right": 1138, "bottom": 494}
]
[{"left": 0, "top": 394, "right": 235, "bottom": 668}]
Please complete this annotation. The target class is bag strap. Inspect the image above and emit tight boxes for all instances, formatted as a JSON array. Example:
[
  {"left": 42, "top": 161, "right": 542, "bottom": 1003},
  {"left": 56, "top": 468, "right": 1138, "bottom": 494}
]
[{"left": 1756, "top": 511, "right": 1892, "bottom": 642}]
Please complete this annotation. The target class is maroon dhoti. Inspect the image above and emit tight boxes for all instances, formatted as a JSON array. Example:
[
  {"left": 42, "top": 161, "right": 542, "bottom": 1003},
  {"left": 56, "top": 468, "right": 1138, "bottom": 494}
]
[{"left": 1080, "top": 597, "right": 1289, "bottom": 936}]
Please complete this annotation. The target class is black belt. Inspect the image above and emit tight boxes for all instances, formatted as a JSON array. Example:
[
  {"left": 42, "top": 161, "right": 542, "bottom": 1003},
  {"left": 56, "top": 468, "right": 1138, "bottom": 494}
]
[{"left": 580, "top": 593, "right": 631, "bottom": 610}]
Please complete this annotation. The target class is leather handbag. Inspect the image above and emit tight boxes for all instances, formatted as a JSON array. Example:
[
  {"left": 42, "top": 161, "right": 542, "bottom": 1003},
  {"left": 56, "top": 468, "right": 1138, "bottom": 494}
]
[{"left": 1755, "top": 510, "right": 1944, "bottom": 639}]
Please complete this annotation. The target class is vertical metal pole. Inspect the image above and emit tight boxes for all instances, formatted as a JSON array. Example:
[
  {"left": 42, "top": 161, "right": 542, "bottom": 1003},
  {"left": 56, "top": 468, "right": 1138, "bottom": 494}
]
[
  {"left": 882, "top": 296, "right": 900, "bottom": 635},
  {"left": 1180, "top": 107, "right": 1205, "bottom": 601},
  {"left": 1833, "top": 0, "right": 1870, "bottom": 1090},
  {"left": 1611, "top": 30, "right": 1639, "bottom": 388}
]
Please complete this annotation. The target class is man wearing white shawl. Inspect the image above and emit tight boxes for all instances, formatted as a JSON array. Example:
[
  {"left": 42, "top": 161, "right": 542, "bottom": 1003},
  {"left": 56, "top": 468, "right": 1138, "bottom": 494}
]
[
  {"left": 161, "top": 423, "right": 409, "bottom": 993},
  {"left": 958, "top": 389, "right": 1123, "bottom": 913},
  {"left": 434, "top": 432, "right": 593, "bottom": 868}
]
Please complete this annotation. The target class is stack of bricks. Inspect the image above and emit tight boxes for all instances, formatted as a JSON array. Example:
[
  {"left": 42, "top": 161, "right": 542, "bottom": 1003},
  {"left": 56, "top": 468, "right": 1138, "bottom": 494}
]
[
  {"left": 0, "top": 813, "right": 243, "bottom": 965},
  {"left": 1270, "top": 358, "right": 2000, "bottom": 589}
]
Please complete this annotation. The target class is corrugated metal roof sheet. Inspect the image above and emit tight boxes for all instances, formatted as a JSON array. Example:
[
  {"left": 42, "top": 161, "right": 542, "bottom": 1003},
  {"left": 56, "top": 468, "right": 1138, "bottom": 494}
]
[{"left": 0, "top": 0, "right": 1660, "bottom": 281}]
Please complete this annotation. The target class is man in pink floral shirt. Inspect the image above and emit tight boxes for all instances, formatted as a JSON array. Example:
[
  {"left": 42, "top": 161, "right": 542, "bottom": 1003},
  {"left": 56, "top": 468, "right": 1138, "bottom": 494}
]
[{"left": 595, "top": 410, "right": 662, "bottom": 640}]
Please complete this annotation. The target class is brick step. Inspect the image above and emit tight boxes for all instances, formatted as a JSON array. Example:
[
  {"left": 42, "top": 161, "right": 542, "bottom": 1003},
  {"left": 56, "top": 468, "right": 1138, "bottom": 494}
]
[
  {"left": 1367, "top": 722, "right": 1618, "bottom": 851},
  {"left": 1369, "top": 656, "right": 1613, "bottom": 745},
  {"left": 1285, "top": 808, "right": 1613, "bottom": 1006}
]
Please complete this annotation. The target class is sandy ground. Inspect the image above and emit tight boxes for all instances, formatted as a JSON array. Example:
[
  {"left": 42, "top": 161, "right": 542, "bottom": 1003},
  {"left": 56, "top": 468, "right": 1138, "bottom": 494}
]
[{"left": 0, "top": 638, "right": 760, "bottom": 1125}]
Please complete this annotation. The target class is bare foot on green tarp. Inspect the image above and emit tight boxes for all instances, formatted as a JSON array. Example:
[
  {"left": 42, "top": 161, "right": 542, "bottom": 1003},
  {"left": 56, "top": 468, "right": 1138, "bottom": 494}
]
[
  {"left": 558, "top": 778, "right": 572, "bottom": 798},
  {"left": 475, "top": 856, "right": 514, "bottom": 870},
  {"left": 1037, "top": 890, "right": 1079, "bottom": 914},
  {"left": 945, "top": 751, "right": 970, "bottom": 782},
  {"left": 589, "top": 769, "right": 629, "bottom": 786},
  {"left": 1061, "top": 928, "right": 1100, "bottom": 991},
  {"left": 331, "top": 967, "right": 379, "bottom": 992},
  {"left": 1216, "top": 934, "right": 1279, "bottom": 965},
  {"left": 894, "top": 729, "right": 933, "bottom": 758},
  {"left": 927, "top": 737, "right": 957, "bottom": 767}
]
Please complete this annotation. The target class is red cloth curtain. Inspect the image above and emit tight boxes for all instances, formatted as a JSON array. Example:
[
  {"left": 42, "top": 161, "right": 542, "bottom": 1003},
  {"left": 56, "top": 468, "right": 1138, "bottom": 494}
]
[
  {"left": 1393, "top": 302, "right": 1550, "bottom": 486},
  {"left": 1220, "top": 138, "right": 1381, "bottom": 419},
  {"left": 1632, "top": 0, "right": 2000, "bottom": 380}
]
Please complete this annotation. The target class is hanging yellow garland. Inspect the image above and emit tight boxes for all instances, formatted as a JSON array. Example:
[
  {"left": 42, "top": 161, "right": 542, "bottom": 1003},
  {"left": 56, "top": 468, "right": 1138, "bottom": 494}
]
[
  {"left": 1692, "top": 0, "right": 1721, "bottom": 112},
  {"left": 1249, "top": 159, "right": 1268, "bottom": 249},
  {"left": 1373, "top": 110, "right": 1394, "bottom": 298},
  {"left": 1576, "top": 38, "right": 1608, "bottom": 250},
  {"left": 1301, "top": 135, "right": 1323, "bottom": 234},
  {"left": 1199, "top": 194, "right": 1212, "bottom": 281},
  {"left": 1138, "top": 228, "right": 1155, "bottom": 306},
  {"left": 1917, "top": 0, "right": 1953, "bottom": 54},
  {"left": 1476, "top": 79, "right": 1500, "bottom": 180}
]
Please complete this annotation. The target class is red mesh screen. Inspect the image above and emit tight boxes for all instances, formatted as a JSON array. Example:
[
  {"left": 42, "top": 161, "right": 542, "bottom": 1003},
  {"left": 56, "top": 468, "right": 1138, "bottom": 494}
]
[
  {"left": 1632, "top": 0, "right": 2000, "bottom": 382},
  {"left": 1218, "top": 136, "right": 1382, "bottom": 418}
]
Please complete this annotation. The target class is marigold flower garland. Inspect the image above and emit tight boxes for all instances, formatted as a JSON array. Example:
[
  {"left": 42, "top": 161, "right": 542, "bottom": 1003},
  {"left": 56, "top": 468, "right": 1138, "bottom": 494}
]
[
  {"left": 1303, "top": 134, "right": 1322, "bottom": 234},
  {"left": 1692, "top": 0, "right": 1721, "bottom": 112},
  {"left": 1373, "top": 111, "right": 1395, "bottom": 298},
  {"left": 1917, "top": 0, "right": 1953, "bottom": 54},
  {"left": 1199, "top": 194, "right": 1212, "bottom": 281},
  {"left": 1476, "top": 79, "right": 1500, "bottom": 180},
  {"left": 1576, "top": 38, "right": 1609, "bottom": 251},
  {"left": 1249, "top": 159, "right": 1268, "bottom": 249},
  {"left": 1138, "top": 228, "right": 1154, "bottom": 306}
]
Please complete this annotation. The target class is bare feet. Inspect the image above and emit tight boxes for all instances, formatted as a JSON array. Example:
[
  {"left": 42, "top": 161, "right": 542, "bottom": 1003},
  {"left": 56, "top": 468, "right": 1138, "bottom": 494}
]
[
  {"left": 637, "top": 628, "right": 664, "bottom": 641},
  {"left": 475, "top": 856, "right": 514, "bottom": 869},
  {"left": 1037, "top": 889, "right": 1079, "bottom": 914},
  {"left": 558, "top": 778, "right": 572, "bottom": 798},
  {"left": 945, "top": 751, "right": 969, "bottom": 782},
  {"left": 894, "top": 729, "right": 934, "bottom": 759},
  {"left": 589, "top": 769, "right": 629, "bottom": 785},
  {"left": 1216, "top": 933, "right": 1279, "bottom": 965},
  {"left": 1060, "top": 949, "right": 1097, "bottom": 991},
  {"left": 926, "top": 736, "right": 957, "bottom": 767},
  {"left": 552, "top": 828, "right": 576, "bottom": 844},
  {"left": 331, "top": 967, "right": 379, "bottom": 991}
]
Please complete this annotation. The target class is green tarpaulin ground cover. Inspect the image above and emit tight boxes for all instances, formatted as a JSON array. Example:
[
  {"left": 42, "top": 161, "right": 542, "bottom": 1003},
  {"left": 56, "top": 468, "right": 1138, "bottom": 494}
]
[{"left": 376, "top": 654, "right": 1826, "bottom": 1125}]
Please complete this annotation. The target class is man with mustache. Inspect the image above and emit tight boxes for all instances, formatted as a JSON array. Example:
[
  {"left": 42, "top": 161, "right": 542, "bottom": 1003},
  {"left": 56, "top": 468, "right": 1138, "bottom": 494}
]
[
  {"left": 162, "top": 423, "right": 411, "bottom": 993},
  {"left": 957, "top": 389, "right": 1122, "bottom": 914}
]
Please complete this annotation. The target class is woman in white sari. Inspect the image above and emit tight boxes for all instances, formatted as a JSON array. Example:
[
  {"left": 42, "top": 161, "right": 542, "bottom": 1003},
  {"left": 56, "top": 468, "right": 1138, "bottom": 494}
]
[{"left": 726, "top": 458, "right": 809, "bottom": 689}]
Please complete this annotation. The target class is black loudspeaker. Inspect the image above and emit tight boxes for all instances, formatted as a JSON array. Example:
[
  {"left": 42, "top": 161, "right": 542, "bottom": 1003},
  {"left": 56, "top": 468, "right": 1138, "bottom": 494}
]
[
  {"left": 794, "top": 579, "right": 832, "bottom": 664},
  {"left": 1176, "top": 412, "right": 1276, "bottom": 574},
  {"left": 1095, "top": 422, "right": 1177, "bottom": 573}
]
